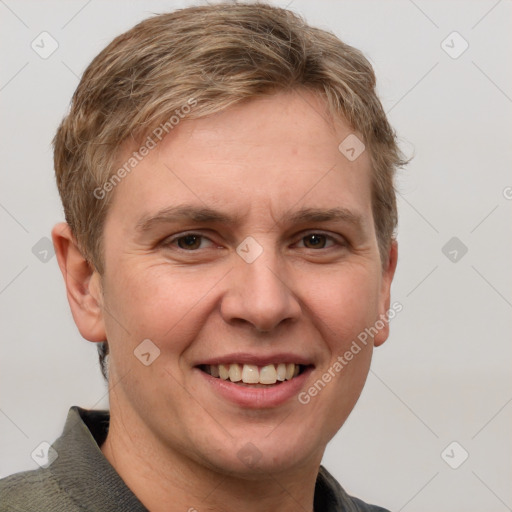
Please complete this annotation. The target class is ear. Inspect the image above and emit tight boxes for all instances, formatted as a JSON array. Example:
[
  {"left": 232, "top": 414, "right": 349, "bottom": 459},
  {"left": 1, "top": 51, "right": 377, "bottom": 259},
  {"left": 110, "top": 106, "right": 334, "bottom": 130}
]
[
  {"left": 373, "top": 240, "right": 398, "bottom": 347},
  {"left": 51, "top": 222, "right": 106, "bottom": 343}
]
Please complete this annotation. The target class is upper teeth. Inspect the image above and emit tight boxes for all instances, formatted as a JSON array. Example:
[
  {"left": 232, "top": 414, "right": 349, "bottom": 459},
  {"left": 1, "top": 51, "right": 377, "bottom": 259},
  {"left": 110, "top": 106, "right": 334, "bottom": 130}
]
[{"left": 207, "top": 363, "right": 300, "bottom": 385}]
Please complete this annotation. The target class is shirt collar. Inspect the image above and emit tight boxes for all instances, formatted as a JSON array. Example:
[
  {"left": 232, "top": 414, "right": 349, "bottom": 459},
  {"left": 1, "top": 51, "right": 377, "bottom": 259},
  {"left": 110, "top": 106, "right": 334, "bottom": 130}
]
[{"left": 50, "top": 406, "right": 147, "bottom": 511}]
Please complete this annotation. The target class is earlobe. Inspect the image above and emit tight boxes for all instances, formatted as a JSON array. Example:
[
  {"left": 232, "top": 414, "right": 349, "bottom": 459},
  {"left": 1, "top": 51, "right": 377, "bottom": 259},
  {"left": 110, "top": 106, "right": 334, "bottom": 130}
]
[
  {"left": 373, "top": 240, "right": 398, "bottom": 347},
  {"left": 51, "top": 222, "right": 106, "bottom": 343}
]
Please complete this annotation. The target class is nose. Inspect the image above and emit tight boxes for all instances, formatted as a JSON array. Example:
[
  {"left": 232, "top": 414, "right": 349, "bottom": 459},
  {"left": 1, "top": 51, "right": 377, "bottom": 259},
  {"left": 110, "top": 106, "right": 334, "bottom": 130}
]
[{"left": 220, "top": 248, "right": 302, "bottom": 333}]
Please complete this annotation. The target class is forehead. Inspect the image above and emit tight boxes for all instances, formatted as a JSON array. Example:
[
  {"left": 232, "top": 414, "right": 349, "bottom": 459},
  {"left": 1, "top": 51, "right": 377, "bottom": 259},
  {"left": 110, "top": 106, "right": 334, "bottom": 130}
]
[{"left": 107, "top": 90, "right": 374, "bottom": 230}]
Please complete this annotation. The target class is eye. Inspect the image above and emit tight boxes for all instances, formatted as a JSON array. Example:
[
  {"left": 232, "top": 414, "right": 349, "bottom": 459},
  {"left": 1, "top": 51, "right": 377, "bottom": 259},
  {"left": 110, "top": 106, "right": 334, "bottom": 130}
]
[
  {"left": 297, "top": 233, "right": 338, "bottom": 249},
  {"left": 163, "top": 233, "right": 214, "bottom": 250}
]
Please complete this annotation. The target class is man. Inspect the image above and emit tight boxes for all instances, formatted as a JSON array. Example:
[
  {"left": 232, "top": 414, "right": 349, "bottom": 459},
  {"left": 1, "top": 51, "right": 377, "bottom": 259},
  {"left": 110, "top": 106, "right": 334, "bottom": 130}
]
[{"left": 0, "top": 3, "right": 406, "bottom": 510}]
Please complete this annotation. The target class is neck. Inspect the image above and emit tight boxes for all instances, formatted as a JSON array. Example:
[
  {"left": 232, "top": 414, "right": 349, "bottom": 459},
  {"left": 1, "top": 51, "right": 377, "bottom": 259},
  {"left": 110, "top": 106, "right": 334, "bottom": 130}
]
[{"left": 101, "top": 405, "right": 320, "bottom": 512}]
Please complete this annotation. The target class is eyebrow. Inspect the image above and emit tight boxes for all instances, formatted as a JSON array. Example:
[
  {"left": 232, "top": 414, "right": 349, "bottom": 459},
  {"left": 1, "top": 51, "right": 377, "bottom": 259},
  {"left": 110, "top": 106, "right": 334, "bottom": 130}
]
[
  {"left": 135, "top": 205, "right": 365, "bottom": 233},
  {"left": 284, "top": 207, "right": 364, "bottom": 228},
  {"left": 136, "top": 205, "right": 238, "bottom": 233}
]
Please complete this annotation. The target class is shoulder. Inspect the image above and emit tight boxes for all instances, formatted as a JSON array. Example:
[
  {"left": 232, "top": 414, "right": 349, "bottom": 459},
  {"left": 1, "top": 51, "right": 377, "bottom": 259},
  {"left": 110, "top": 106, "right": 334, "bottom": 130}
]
[
  {"left": 349, "top": 495, "right": 392, "bottom": 512},
  {"left": 317, "top": 466, "right": 391, "bottom": 512},
  {"left": 0, "top": 468, "right": 81, "bottom": 512}
]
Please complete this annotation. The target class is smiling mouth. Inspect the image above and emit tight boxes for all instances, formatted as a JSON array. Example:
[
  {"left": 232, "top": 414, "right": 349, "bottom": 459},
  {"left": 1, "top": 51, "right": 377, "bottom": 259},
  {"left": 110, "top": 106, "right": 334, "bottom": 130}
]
[{"left": 198, "top": 363, "right": 309, "bottom": 386}]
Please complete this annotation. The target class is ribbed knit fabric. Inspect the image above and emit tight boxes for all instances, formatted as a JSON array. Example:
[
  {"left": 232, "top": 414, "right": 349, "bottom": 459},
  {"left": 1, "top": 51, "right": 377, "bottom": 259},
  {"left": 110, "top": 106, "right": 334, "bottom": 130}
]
[{"left": 0, "top": 407, "right": 390, "bottom": 512}]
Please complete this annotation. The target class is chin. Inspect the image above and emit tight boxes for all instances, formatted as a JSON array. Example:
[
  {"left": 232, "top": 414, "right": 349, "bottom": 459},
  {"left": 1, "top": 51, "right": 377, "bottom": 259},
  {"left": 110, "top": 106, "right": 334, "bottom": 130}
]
[
  {"left": 199, "top": 429, "right": 321, "bottom": 478},
  {"left": 210, "top": 451, "right": 311, "bottom": 480}
]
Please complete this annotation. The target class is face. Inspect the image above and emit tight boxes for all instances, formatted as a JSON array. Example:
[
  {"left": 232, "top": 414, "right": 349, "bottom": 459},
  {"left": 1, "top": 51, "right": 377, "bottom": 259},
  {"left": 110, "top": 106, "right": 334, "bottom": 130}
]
[{"left": 88, "top": 90, "right": 396, "bottom": 476}]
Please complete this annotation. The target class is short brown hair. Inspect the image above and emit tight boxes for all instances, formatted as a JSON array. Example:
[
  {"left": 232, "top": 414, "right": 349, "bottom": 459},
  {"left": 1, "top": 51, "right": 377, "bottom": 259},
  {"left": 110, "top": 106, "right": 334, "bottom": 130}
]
[{"left": 53, "top": 2, "right": 407, "bottom": 378}]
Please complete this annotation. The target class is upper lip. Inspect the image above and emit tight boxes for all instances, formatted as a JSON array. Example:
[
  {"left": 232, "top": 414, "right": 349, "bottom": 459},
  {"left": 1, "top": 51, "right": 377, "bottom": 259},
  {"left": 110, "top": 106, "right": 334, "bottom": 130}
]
[{"left": 194, "top": 352, "right": 315, "bottom": 367}]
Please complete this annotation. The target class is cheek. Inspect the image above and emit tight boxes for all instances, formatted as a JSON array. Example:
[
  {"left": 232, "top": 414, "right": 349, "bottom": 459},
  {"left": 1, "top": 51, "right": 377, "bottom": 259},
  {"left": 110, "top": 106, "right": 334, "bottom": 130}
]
[
  {"left": 307, "top": 267, "right": 381, "bottom": 423},
  {"left": 299, "top": 269, "right": 379, "bottom": 439},
  {"left": 303, "top": 264, "right": 382, "bottom": 346},
  {"left": 101, "top": 263, "right": 221, "bottom": 353}
]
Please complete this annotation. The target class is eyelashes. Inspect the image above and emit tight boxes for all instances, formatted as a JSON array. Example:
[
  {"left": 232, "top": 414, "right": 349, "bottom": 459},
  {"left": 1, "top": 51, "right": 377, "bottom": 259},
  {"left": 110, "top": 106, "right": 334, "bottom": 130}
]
[{"left": 162, "top": 231, "right": 346, "bottom": 252}]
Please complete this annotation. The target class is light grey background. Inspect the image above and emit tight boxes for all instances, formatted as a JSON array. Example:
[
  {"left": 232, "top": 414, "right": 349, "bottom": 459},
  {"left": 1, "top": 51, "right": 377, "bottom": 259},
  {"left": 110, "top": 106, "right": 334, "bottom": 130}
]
[{"left": 1, "top": 1, "right": 511, "bottom": 511}]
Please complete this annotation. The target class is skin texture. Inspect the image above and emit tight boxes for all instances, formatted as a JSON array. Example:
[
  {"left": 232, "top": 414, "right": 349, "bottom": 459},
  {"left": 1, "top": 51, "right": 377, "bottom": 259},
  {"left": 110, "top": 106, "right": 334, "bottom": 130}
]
[{"left": 52, "top": 90, "right": 397, "bottom": 512}]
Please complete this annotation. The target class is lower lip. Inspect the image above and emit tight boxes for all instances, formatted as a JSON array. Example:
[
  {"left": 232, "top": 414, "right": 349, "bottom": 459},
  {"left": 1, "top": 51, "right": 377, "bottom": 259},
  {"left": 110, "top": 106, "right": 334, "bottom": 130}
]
[{"left": 196, "top": 367, "right": 313, "bottom": 408}]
